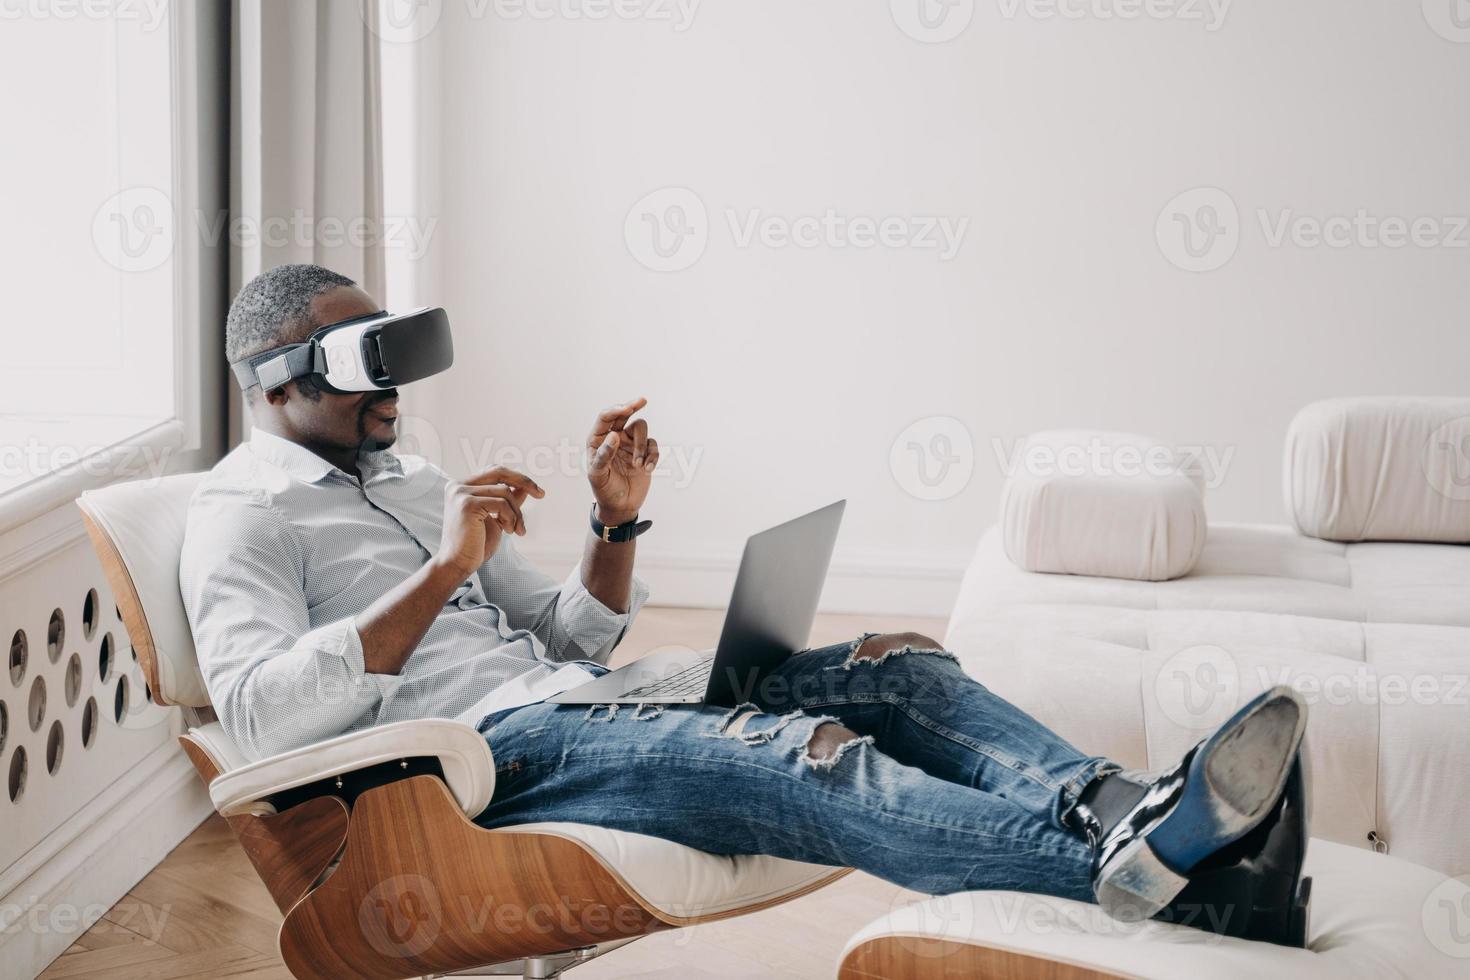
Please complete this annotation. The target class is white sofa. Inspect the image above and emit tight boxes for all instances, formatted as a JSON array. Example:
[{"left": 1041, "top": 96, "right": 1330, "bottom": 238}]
[
  {"left": 944, "top": 398, "right": 1470, "bottom": 878},
  {"left": 946, "top": 521, "right": 1470, "bottom": 876},
  {"left": 840, "top": 398, "right": 1470, "bottom": 977}
]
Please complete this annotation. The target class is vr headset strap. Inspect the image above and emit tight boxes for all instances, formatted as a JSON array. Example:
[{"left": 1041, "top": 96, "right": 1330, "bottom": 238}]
[{"left": 230, "top": 343, "right": 324, "bottom": 391}]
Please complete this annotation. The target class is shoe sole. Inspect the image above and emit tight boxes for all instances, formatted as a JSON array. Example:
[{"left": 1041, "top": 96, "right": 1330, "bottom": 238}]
[{"left": 1096, "top": 686, "right": 1307, "bottom": 922}]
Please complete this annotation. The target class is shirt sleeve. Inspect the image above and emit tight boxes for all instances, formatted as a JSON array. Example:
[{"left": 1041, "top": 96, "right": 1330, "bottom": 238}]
[
  {"left": 476, "top": 538, "right": 649, "bottom": 665},
  {"left": 179, "top": 488, "right": 383, "bottom": 760}
]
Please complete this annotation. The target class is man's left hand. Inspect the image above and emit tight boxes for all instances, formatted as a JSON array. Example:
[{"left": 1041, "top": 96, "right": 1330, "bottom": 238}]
[{"left": 586, "top": 396, "right": 658, "bottom": 527}]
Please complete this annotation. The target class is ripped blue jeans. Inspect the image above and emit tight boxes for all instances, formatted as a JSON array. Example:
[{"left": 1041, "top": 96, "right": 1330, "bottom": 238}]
[{"left": 473, "top": 633, "right": 1111, "bottom": 900}]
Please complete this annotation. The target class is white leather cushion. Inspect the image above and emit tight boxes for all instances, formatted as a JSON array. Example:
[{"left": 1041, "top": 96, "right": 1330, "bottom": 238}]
[
  {"left": 1000, "top": 430, "right": 1206, "bottom": 581},
  {"left": 842, "top": 840, "right": 1470, "bottom": 979},
  {"left": 195, "top": 718, "right": 838, "bottom": 919},
  {"left": 946, "top": 523, "right": 1470, "bottom": 877},
  {"left": 1285, "top": 396, "right": 1470, "bottom": 543},
  {"left": 506, "top": 822, "right": 839, "bottom": 920},
  {"left": 206, "top": 719, "right": 495, "bottom": 819},
  {"left": 79, "top": 473, "right": 211, "bottom": 707}
]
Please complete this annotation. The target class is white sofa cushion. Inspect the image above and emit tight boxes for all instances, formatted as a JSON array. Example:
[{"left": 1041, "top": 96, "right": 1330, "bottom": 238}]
[
  {"left": 947, "top": 523, "right": 1470, "bottom": 877},
  {"left": 1000, "top": 430, "right": 1206, "bottom": 581},
  {"left": 1285, "top": 396, "right": 1470, "bottom": 543},
  {"left": 841, "top": 840, "right": 1470, "bottom": 979}
]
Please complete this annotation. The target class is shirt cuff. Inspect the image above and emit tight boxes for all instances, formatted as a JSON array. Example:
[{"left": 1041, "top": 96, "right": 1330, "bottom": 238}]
[
  {"left": 297, "top": 616, "right": 368, "bottom": 679},
  {"left": 556, "top": 566, "right": 650, "bottom": 662}
]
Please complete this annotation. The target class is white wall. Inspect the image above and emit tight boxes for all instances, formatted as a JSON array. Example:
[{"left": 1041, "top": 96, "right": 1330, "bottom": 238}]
[{"left": 402, "top": 0, "right": 1470, "bottom": 617}]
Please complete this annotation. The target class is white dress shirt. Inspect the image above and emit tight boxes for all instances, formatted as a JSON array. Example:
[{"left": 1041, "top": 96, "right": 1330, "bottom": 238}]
[{"left": 179, "top": 428, "right": 648, "bottom": 760}]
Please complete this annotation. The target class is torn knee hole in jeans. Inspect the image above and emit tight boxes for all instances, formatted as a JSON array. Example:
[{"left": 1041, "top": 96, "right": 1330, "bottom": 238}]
[
  {"left": 830, "top": 632, "right": 961, "bottom": 671},
  {"left": 631, "top": 703, "right": 665, "bottom": 721},
  {"left": 704, "top": 702, "right": 805, "bottom": 745},
  {"left": 799, "top": 720, "right": 875, "bottom": 771}
]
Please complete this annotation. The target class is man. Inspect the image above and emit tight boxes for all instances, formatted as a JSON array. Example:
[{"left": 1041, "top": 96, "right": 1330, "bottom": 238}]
[{"left": 182, "top": 263, "right": 1311, "bottom": 938}]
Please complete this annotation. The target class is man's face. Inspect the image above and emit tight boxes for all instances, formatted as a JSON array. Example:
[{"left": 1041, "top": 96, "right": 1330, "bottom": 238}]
[{"left": 268, "top": 285, "right": 400, "bottom": 453}]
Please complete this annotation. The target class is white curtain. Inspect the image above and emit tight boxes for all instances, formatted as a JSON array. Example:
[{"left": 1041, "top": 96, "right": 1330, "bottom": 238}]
[{"left": 229, "top": 0, "right": 387, "bottom": 440}]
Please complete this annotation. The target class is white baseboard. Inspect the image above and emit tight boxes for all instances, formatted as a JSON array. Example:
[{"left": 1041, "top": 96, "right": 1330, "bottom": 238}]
[
  {"left": 0, "top": 739, "right": 214, "bottom": 980},
  {"left": 519, "top": 540, "right": 968, "bottom": 620}
]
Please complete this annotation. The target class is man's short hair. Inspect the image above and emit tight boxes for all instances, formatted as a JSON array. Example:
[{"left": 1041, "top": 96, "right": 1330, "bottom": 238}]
[{"left": 225, "top": 264, "right": 355, "bottom": 365}]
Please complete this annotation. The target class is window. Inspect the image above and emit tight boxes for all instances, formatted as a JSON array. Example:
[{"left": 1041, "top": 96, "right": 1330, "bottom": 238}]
[{"left": 0, "top": 6, "right": 177, "bottom": 498}]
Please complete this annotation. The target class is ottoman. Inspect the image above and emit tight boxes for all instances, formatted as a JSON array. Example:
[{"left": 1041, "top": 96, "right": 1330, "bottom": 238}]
[{"left": 838, "top": 840, "right": 1470, "bottom": 979}]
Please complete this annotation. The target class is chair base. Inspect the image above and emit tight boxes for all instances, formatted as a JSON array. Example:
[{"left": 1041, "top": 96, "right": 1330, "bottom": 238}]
[{"left": 430, "top": 938, "right": 640, "bottom": 978}]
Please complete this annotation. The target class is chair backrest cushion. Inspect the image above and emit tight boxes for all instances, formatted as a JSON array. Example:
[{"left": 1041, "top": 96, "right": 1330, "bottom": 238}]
[
  {"left": 79, "top": 473, "right": 211, "bottom": 708},
  {"left": 1285, "top": 397, "right": 1470, "bottom": 543}
]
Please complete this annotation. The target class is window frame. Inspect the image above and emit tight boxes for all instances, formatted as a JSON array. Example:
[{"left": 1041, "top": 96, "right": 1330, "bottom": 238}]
[{"left": 0, "top": 3, "right": 226, "bottom": 536}]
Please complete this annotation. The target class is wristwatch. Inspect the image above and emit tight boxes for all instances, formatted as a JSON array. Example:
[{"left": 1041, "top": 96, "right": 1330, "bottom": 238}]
[{"left": 590, "top": 503, "right": 653, "bottom": 543}]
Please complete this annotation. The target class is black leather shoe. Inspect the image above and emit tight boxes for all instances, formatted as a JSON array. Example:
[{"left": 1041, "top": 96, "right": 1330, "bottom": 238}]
[
  {"left": 1073, "top": 686, "right": 1308, "bottom": 923},
  {"left": 1154, "top": 753, "right": 1312, "bottom": 947}
]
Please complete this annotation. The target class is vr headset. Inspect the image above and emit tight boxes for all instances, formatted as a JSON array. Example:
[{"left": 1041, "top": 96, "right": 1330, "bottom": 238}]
[{"left": 231, "top": 307, "right": 454, "bottom": 393}]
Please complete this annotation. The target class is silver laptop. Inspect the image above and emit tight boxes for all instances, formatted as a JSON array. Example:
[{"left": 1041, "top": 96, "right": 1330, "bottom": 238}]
[{"left": 550, "top": 500, "right": 845, "bottom": 707}]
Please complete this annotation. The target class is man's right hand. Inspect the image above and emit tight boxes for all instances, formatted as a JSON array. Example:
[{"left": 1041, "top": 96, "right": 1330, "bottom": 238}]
[{"left": 435, "top": 467, "right": 546, "bottom": 578}]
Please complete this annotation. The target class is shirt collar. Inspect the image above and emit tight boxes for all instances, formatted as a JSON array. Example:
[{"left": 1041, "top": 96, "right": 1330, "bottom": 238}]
[
  {"left": 248, "top": 428, "right": 336, "bottom": 483},
  {"left": 248, "top": 428, "right": 403, "bottom": 484}
]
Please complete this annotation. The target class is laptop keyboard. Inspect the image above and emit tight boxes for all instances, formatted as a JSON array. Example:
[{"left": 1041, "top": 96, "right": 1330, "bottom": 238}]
[{"left": 622, "top": 654, "right": 715, "bottom": 699}]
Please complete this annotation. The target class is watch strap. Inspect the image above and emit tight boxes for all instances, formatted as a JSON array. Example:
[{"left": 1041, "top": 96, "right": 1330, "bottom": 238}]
[{"left": 590, "top": 504, "right": 652, "bottom": 543}]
